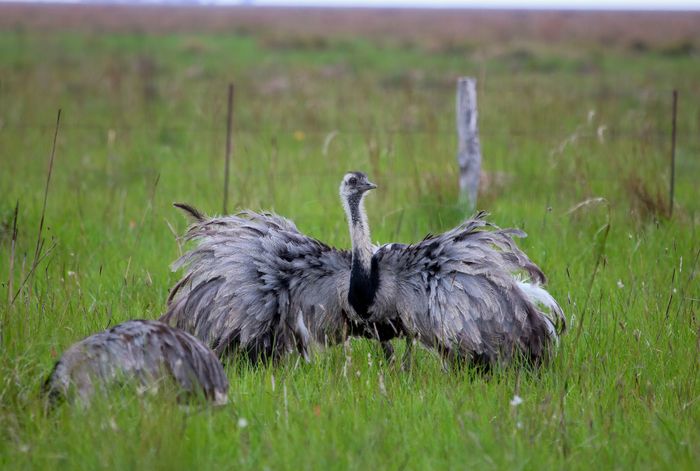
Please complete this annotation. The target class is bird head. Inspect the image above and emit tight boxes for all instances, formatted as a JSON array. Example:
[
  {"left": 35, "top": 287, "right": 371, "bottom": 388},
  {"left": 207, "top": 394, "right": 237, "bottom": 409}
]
[{"left": 339, "top": 171, "right": 377, "bottom": 199}]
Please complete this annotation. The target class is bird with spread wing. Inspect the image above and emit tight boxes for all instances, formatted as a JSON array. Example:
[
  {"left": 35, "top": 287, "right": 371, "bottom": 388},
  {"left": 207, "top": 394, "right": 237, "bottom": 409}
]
[{"left": 161, "top": 171, "right": 565, "bottom": 368}]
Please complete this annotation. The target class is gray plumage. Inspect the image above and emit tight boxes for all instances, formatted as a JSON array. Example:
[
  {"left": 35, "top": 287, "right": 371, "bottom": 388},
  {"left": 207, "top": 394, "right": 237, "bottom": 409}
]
[
  {"left": 368, "top": 213, "right": 566, "bottom": 367},
  {"left": 339, "top": 172, "right": 566, "bottom": 367},
  {"left": 43, "top": 320, "right": 229, "bottom": 405},
  {"left": 162, "top": 171, "right": 565, "bottom": 369},
  {"left": 160, "top": 205, "right": 363, "bottom": 362}
]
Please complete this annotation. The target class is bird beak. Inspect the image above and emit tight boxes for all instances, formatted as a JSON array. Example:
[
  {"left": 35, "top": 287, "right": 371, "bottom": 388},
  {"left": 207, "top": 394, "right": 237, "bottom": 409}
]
[{"left": 364, "top": 181, "right": 377, "bottom": 191}]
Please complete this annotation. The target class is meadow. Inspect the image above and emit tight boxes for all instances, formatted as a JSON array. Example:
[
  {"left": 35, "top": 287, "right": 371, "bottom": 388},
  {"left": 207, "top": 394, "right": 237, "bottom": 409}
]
[{"left": 0, "top": 6, "right": 699, "bottom": 469}]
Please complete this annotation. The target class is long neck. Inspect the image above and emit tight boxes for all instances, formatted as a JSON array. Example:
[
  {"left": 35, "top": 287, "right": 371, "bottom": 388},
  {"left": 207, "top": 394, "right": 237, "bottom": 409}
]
[
  {"left": 344, "top": 191, "right": 379, "bottom": 320},
  {"left": 344, "top": 193, "right": 373, "bottom": 272}
]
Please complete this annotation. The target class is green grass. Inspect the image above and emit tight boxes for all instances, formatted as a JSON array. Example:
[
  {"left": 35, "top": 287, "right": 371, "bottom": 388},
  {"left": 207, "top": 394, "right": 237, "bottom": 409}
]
[{"left": 1, "top": 26, "right": 699, "bottom": 470}]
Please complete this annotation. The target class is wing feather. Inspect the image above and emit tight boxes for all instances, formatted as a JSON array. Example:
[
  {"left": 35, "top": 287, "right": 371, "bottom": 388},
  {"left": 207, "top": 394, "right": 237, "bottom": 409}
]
[
  {"left": 160, "top": 205, "right": 353, "bottom": 361},
  {"left": 371, "top": 212, "right": 563, "bottom": 366}
]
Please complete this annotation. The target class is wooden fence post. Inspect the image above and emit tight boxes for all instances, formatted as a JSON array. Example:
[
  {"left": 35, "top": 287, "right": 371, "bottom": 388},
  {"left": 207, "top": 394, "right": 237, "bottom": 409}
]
[{"left": 456, "top": 77, "right": 481, "bottom": 211}]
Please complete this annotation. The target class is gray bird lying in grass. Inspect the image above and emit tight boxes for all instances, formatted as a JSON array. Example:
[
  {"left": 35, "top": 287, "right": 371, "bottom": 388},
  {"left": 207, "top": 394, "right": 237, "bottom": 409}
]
[
  {"left": 43, "top": 320, "right": 228, "bottom": 405},
  {"left": 162, "top": 171, "right": 565, "bottom": 369}
]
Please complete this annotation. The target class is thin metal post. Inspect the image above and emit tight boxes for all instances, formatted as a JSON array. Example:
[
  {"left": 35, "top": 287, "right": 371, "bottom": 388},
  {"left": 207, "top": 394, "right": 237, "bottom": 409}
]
[
  {"left": 223, "top": 83, "right": 234, "bottom": 214},
  {"left": 669, "top": 89, "right": 678, "bottom": 217}
]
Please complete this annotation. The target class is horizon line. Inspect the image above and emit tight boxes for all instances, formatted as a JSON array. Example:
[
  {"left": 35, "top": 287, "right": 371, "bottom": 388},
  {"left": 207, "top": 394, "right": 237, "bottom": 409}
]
[{"left": 3, "top": 0, "right": 700, "bottom": 12}]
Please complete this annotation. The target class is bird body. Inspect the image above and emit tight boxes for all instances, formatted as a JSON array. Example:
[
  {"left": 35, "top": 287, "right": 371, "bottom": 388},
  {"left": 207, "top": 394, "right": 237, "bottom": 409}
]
[{"left": 43, "top": 320, "right": 229, "bottom": 405}]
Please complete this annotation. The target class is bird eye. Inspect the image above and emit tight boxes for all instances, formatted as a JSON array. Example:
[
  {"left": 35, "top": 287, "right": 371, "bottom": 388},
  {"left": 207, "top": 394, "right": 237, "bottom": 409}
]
[{"left": 348, "top": 177, "right": 357, "bottom": 185}]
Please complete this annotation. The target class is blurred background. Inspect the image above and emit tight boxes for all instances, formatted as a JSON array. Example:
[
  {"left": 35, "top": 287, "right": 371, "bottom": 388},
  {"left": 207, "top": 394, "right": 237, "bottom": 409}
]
[
  {"left": 1, "top": 2, "right": 699, "bottom": 272},
  {"left": 2, "top": 2, "right": 698, "bottom": 220}
]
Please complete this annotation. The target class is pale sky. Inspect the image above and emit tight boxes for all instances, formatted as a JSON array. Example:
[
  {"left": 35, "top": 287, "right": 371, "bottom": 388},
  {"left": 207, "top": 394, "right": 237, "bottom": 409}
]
[
  {"left": 241, "top": 0, "right": 700, "bottom": 9},
  {"left": 7, "top": 0, "right": 700, "bottom": 9}
]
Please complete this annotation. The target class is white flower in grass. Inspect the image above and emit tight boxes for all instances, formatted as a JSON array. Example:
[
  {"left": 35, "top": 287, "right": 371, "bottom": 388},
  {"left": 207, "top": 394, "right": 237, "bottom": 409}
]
[
  {"left": 109, "top": 417, "right": 119, "bottom": 432},
  {"left": 237, "top": 417, "right": 248, "bottom": 429},
  {"left": 510, "top": 395, "right": 523, "bottom": 407},
  {"left": 617, "top": 279, "right": 624, "bottom": 289}
]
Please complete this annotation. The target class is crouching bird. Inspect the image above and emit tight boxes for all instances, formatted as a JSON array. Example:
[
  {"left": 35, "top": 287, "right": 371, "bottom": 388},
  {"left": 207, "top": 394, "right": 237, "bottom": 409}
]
[{"left": 43, "top": 320, "right": 228, "bottom": 405}]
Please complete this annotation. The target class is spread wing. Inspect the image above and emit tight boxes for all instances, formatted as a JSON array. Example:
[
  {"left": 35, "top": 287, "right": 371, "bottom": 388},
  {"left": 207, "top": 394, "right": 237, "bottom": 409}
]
[
  {"left": 160, "top": 204, "right": 353, "bottom": 361},
  {"left": 370, "top": 211, "right": 565, "bottom": 366}
]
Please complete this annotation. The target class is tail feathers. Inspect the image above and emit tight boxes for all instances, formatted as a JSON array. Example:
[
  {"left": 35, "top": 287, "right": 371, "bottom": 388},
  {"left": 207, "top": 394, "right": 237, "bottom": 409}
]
[
  {"left": 173, "top": 203, "right": 206, "bottom": 222},
  {"left": 517, "top": 281, "right": 567, "bottom": 340}
]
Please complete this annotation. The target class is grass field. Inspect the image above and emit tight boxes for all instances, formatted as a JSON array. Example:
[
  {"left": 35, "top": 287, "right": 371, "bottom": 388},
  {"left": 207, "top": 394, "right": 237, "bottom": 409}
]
[{"left": 1, "top": 5, "right": 699, "bottom": 469}]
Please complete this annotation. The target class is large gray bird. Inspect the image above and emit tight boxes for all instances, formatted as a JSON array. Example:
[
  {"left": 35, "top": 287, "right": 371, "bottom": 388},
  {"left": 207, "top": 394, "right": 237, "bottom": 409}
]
[
  {"left": 343, "top": 172, "right": 566, "bottom": 367},
  {"left": 162, "top": 171, "right": 565, "bottom": 368},
  {"left": 43, "top": 320, "right": 229, "bottom": 405}
]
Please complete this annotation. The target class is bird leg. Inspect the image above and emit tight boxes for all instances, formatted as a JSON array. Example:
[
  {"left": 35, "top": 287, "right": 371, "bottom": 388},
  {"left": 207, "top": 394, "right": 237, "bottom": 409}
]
[
  {"left": 439, "top": 346, "right": 459, "bottom": 373},
  {"left": 292, "top": 310, "right": 312, "bottom": 363}
]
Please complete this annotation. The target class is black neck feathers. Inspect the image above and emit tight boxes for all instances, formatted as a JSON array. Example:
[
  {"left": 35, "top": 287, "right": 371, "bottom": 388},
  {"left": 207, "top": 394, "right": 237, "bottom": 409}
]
[{"left": 348, "top": 251, "right": 379, "bottom": 320}]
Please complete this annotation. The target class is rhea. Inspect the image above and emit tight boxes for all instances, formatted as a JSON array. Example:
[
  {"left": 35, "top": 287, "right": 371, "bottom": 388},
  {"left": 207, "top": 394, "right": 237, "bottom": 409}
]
[
  {"left": 341, "top": 172, "right": 565, "bottom": 367},
  {"left": 161, "top": 171, "right": 565, "bottom": 368},
  {"left": 43, "top": 320, "right": 229, "bottom": 406}
]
